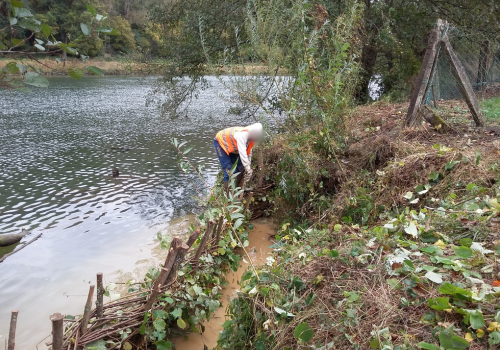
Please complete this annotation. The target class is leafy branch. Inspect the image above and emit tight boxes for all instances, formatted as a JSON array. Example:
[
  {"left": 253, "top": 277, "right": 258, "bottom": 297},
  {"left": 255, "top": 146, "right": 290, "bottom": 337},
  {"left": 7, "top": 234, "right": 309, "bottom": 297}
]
[{"left": 0, "top": 2, "right": 115, "bottom": 91}]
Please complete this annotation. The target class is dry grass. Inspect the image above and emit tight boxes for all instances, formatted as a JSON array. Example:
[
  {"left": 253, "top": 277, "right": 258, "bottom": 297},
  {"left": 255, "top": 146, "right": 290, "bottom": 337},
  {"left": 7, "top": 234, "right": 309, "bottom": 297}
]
[
  {"left": 255, "top": 255, "right": 436, "bottom": 349},
  {"left": 242, "top": 97, "right": 500, "bottom": 350},
  {"left": 253, "top": 97, "right": 500, "bottom": 223},
  {"left": 337, "top": 99, "right": 500, "bottom": 211}
]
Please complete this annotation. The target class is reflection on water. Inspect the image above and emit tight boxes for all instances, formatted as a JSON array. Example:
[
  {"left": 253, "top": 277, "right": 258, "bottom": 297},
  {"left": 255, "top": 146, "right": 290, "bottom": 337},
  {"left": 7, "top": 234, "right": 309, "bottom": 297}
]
[{"left": 0, "top": 76, "right": 244, "bottom": 348}]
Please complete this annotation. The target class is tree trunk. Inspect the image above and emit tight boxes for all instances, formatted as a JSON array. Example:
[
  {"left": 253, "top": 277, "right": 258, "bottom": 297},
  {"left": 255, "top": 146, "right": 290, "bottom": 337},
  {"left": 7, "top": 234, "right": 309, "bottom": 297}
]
[
  {"left": 418, "top": 105, "right": 453, "bottom": 133},
  {"left": 357, "top": 44, "right": 378, "bottom": 102},
  {"left": 477, "top": 40, "right": 490, "bottom": 91},
  {"left": 62, "top": 34, "right": 67, "bottom": 60}
]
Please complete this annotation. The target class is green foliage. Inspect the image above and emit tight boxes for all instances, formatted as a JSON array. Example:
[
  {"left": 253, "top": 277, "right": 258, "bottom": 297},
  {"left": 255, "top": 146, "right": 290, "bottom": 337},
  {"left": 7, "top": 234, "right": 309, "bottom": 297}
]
[
  {"left": 75, "top": 35, "right": 103, "bottom": 56},
  {"left": 293, "top": 322, "right": 314, "bottom": 342},
  {"left": 418, "top": 342, "right": 440, "bottom": 350},
  {"left": 489, "top": 331, "right": 500, "bottom": 346},
  {"left": 343, "top": 188, "right": 374, "bottom": 225},
  {"left": 67, "top": 67, "right": 84, "bottom": 80},
  {"left": 0, "top": 0, "right": 111, "bottom": 90},
  {"left": 109, "top": 16, "right": 135, "bottom": 53},
  {"left": 438, "top": 326, "right": 470, "bottom": 349},
  {"left": 428, "top": 297, "right": 451, "bottom": 311},
  {"left": 481, "top": 97, "right": 500, "bottom": 121},
  {"left": 219, "top": 294, "right": 258, "bottom": 349}
]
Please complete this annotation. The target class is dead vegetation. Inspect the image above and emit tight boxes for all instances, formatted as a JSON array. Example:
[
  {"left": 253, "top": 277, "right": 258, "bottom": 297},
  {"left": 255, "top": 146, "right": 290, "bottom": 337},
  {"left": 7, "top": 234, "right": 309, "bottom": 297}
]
[
  {"left": 237, "top": 99, "right": 500, "bottom": 350},
  {"left": 273, "top": 256, "right": 435, "bottom": 349},
  {"left": 254, "top": 98, "right": 500, "bottom": 224},
  {"left": 335, "top": 100, "right": 500, "bottom": 214}
]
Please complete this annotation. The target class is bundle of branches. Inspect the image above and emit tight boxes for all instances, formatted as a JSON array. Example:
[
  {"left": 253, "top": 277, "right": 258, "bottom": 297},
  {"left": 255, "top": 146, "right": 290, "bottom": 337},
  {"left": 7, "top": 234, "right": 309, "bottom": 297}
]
[{"left": 52, "top": 210, "right": 243, "bottom": 350}]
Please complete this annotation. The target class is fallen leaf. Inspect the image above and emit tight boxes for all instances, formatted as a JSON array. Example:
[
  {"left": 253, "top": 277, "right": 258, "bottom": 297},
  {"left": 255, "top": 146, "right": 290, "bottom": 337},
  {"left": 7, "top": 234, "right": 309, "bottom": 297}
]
[
  {"left": 434, "top": 240, "right": 447, "bottom": 249},
  {"left": 381, "top": 244, "right": 392, "bottom": 252},
  {"left": 460, "top": 218, "right": 478, "bottom": 226},
  {"left": 392, "top": 262, "right": 403, "bottom": 270},
  {"left": 493, "top": 281, "right": 500, "bottom": 287},
  {"left": 488, "top": 322, "right": 499, "bottom": 332},
  {"left": 489, "top": 218, "right": 500, "bottom": 227},
  {"left": 477, "top": 329, "right": 485, "bottom": 338},
  {"left": 425, "top": 271, "right": 443, "bottom": 284},
  {"left": 465, "top": 333, "right": 473, "bottom": 343}
]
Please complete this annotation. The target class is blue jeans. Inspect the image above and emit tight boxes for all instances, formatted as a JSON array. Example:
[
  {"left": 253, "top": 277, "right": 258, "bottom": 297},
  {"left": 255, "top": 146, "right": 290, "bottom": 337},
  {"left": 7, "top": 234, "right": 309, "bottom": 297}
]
[{"left": 214, "top": 138, "right": 243, "bottom": 182}]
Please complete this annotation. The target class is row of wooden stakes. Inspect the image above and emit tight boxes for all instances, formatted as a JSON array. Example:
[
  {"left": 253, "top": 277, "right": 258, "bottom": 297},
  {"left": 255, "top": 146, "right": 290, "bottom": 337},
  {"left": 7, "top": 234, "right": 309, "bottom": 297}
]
[{"left": 38, "top": 194, "right": 252, "bottom": 349}]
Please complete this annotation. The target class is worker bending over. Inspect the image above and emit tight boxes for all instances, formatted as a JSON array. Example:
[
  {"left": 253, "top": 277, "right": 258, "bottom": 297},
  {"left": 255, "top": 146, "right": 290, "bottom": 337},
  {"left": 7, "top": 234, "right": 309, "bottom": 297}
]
[{"left": 214, "top": 123, "right": 264, "bottom": 190}]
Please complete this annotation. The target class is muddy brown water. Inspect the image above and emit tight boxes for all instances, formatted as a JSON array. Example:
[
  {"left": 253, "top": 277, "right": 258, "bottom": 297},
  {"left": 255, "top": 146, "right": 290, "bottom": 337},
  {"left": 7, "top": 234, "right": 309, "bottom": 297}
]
[{"left": 172, "top": 220, "right": 274, "bottom": 350}]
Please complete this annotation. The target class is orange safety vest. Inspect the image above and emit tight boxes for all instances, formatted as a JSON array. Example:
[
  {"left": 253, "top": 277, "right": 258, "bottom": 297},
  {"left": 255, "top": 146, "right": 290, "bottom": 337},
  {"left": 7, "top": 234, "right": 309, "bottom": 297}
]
[{"left": 216, "top": 127, "right": 255, "bottom": 156}]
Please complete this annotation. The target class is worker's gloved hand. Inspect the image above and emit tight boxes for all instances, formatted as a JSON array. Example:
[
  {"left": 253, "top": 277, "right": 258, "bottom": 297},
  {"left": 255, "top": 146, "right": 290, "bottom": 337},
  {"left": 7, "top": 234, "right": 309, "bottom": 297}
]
[{"left": 244, "top": 169, "right": 253, "bottom": 182}]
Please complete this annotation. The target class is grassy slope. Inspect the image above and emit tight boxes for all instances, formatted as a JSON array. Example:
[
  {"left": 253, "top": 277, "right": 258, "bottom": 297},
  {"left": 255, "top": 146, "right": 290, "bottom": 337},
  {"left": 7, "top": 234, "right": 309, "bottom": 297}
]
[{"left": 220, "top": 100, "right": 500, "bottom": 350}]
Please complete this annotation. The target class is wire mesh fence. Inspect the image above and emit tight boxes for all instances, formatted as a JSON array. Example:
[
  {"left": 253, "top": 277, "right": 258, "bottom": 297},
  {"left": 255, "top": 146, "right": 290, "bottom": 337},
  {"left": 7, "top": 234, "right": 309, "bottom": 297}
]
[{"left": 424, "top": 24, "right": 500, "bottom": 107}]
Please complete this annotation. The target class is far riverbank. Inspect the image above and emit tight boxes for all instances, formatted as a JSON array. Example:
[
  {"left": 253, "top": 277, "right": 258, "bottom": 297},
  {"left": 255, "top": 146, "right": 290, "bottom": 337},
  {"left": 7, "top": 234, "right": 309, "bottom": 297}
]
[{"left": 0, "top": 57, "right": 275, "bottom": 76}]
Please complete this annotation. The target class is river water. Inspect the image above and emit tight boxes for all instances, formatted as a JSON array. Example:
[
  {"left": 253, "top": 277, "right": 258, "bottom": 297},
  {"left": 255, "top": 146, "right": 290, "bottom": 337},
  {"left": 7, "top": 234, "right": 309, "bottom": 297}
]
[{"left": 0, "top": 76, "right": 249, "bottom": 349}]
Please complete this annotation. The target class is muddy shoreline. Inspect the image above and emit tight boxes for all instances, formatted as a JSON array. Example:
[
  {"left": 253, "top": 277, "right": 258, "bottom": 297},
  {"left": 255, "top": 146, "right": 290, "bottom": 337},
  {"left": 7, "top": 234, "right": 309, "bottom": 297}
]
[{"left": 172, "top": 219, "right": 274, "bottom": 350}]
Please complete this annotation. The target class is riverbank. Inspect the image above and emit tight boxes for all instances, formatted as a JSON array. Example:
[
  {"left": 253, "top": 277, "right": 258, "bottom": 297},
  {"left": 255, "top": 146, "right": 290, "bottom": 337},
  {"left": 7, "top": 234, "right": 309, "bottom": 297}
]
[
  {"left": 0, "top": 58, "right": 275, "bottom": 76},
  {"left": 172, "top": 219, "right": 274, "bottom": 349},
  {"left": 10, "top": 91, "right": 498, "bottom": 349},
  {"left": 218, "top": 100, "right": 500, "bottom": 349},
  {"left": 0, "top": 57, "right": 140, "bottom": 76}
]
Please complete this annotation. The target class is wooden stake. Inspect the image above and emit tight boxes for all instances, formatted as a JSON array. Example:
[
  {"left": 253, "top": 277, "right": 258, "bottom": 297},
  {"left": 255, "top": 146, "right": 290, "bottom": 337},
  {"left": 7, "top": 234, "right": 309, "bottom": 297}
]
[
  {"left": 238, "top": 177, "right": 247, "bottom": 201},
  {"left": 164, "top": 238, "right": 192, "bottom": 287},
  {"left": 50, "top": 313, "right": 64, "bottom": 350},
  {"left": 243, "top": 192, "right": 254, "bottom": 214},
  {"left": 441, "top": 37, "right": 484, "bottom": 126},
  {"left": 96, "top": 273, "right": 104, "bottom": 319},
  {"left": 144, "top": 238, "right": 184, "bottom": 310},
  {"left": 73, "top": 329, "right": 79, "bottom": 350},
  {"left": 257, "top": 148, "right": 264, "bottom": 187},
  {"left": 80, "top": 285, "right": 95, "bottom": 336},
  {"left": 193, "top": 221, "right": 215, "bottom": 264},
  {"left": 405, "top": 19, "right": 444, "bottom": 127},
  {"left": 215, "top": 216, "right": 224, "bottom": 245},
  {"left": 8, "top": 310, "right": 18, "bottom": 350},
  {"left": 186, "top": 229, "right": 201, "bottom": 247},
  {"left": 432, "top": 85, "right": 438, "bottom": 108}
]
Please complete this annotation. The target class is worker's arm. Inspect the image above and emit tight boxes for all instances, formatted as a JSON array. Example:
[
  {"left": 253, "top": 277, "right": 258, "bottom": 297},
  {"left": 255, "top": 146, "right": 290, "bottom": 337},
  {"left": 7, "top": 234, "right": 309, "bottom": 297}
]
[{"left": 233, "top": 131, "right": 252, "bottom": 173}]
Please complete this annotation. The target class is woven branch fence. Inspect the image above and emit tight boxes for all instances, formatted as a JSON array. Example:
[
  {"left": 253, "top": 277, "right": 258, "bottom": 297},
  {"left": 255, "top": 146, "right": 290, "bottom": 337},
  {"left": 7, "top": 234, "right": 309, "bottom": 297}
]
[
  {"left": 41, "top": 157, "right": 276, "bottom": 350},
  {"left": 43, "top": 183, "right": 266, "bottom": 350}
]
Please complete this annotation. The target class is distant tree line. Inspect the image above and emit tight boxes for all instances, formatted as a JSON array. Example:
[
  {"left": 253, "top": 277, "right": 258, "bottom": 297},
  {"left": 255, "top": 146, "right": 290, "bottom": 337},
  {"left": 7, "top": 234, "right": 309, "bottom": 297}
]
[{"left": 1, "top": 0, "right": 498, "bottom": 101}]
